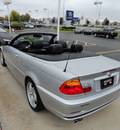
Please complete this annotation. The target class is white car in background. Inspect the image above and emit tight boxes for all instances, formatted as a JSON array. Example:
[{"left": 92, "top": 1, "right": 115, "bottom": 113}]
[{"left": 25, "top": 24, "right": 34, "bottom": 29}]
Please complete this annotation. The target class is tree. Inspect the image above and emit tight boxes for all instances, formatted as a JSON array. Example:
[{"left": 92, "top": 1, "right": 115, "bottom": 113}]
[
  {"left": 86, "top": 19, "right": 90, "bottom": 25},
  {"left": 24, "top": 13, "right": 30, "bottom": 22},
  {"left": 102, "top": 18, "right": 109, "bottom": 25},
  {"left": 95, "top": 20, "right": 100, "bottom": 25},
  {"left": 10, "top": 10, "right": 20, "bottom": 22},
  {"left": 20, "top": 14, "right": 25, "bottom": 22},
  {"left": 60, "top": 17, "right": 63, "bottom": 25},
  {"left": 4, "top": 15, "right": 8, "bottom": 21},
  {"left": 52, "top": 17, "right": 55, "bottom": 23},
  {"left": 20, "top": 13, "right": 30, "bottom": 22},
  {"left": 0, "top": 17, "right": 4, "bottom": 21}
]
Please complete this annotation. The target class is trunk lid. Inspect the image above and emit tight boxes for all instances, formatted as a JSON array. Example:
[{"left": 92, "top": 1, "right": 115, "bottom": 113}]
[{"left": 54, "top": 55, "right": 120, "bottom": 77}]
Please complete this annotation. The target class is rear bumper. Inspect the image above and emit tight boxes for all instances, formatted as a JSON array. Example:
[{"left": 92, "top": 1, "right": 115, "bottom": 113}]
[{"left": 37, "top": 84, "right": 120, "bottom": 121}]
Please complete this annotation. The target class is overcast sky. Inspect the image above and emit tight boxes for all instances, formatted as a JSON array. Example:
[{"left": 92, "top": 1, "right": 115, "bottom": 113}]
[{"left": 0, "top": 0, "right": 120, "bottom": 22}]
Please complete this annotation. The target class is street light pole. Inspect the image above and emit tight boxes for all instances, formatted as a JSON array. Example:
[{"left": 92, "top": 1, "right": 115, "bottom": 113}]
[
  {"left": 98, "top": 1, "right": 102, "bottom": 23},
  {"left": 57, "top": 0, "right": 60, "bottom": 41},
  {"left": 35, "top": 10, "right": 39, "bottom": 19},
  {"left": 94, "top": 0, "right": 99, "bottom": 25},
  {"left": 28, "top": 11, "right": 32, "bottom": 22},
  {"left": 7, "top": 4, "right": 11, "bottom": 33},
  {"left": 63, "top": 0, "right": 65, "bottom": 24},
  {"left": 3, "top": 0, "right": 12, "bottom": 33},
  {"left": 94, "top": 0, "right": 103, "bottom": 25},
  {"left": 43, "top": 8, "right": 48, "bottom": 25}
]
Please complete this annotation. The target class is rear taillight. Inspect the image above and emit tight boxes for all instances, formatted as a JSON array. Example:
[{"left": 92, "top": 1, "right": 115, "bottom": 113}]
[{"left": 59, "top": 79, "right": 92, "bottom": 95}]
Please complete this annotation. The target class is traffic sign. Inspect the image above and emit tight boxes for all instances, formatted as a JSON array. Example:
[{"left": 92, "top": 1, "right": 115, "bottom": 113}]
[
  {"left": 73, "top": 17, "right": 79, "bottom": 22},
  {"left": 66, "top": 10, "right": 74, "bottom": 20}
]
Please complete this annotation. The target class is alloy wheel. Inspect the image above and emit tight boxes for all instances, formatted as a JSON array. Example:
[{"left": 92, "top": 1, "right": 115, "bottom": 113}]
[{"left": 27, "top": 82, "right": 37, "bottom": 108}]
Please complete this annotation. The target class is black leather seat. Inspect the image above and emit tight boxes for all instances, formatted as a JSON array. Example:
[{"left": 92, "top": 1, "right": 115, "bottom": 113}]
[
  {"left": 49, "top": 44, "right": 63, "bottom": 54},
  {"left": 55, "top": 40, "right": 70, "bottom": 52},
  {"left": 71, "top": 43, "right": 83, "bottom": 52},
  {"left": 28, "top": 40, "right": 46, "bottom": 54}
]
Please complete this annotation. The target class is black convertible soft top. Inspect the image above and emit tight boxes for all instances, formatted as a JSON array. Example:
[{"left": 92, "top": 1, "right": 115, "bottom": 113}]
[{"left": 28, "top": 51, "right": 99, "bottom": 61}]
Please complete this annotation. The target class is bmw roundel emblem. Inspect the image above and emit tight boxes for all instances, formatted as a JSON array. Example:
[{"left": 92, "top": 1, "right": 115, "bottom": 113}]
[{"left": 107, "top": 72, "right": 111, "bottom": 77}]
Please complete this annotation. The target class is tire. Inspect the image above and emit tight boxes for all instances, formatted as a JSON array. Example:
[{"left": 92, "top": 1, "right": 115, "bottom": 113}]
[
  {"left": 25, "top": 78, "right": 44, "bottom": 112},
  {"left": 106, "top": 34, "right": 110, "bottom": 39},
  {"left": 94, "top": 33, "right": 97, "bottom": 37},
  {"left": 0, "top": 52, "right": 7, "bottom": 67}
]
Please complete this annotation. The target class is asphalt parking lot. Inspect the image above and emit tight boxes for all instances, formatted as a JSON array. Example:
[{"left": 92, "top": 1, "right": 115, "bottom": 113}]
[{"left": 0, "top": 27, "right": 120, "bottom": 130}]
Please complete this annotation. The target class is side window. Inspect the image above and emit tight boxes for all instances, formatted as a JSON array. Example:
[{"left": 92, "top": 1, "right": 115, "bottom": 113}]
[
  {"left": 104, "top": 29, "right": 107, "bottom": 31},
  {"left": 100, "top": 29, "right": 104, "bottom": 31}
]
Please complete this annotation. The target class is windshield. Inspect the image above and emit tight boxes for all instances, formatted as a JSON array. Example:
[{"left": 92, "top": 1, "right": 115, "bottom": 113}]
[{"left": 11, "top": 33, "right": 56, "bottom": 47}]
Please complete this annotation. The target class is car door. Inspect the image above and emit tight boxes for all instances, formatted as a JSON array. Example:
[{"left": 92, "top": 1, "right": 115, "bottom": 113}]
[
  {"left": 99, "top": 29, "right": 104, "bottom": 36},
  {"left": 3, "top": 38, "right": 26, "bottom": 84}
]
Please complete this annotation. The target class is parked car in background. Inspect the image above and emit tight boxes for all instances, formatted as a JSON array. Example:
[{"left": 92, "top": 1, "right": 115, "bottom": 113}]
[
  {"left": 83, "top": 28, "right": 94, "bottom": 35},
  {"left": 74, "top": 27, "right": 84, "bottom": 34},
  {"left": 25, "top": 24, "right": 34, "bottom": 29},
  {"left": 88, "top": 25, "right": 94, "bottom": 27},
  {"left": 3, "top": 22, "right": 9, "bottom": 29},
  {"left": 93, "top": 28, "right": 118, "bottom": 38},
  {"left": 0, "top": 23, "right": 6, "bottom": 31},
  {"left": 82, "top": 24, "right": 88, "bottom": 27},
  {"left": 1, "top": 32, "right": 120, "bottom": 122},
  {"left": 0, "top": 28, "right": 16, "bottom": 46}
]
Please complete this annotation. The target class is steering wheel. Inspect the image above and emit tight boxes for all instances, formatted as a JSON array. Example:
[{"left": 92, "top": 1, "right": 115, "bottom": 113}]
[{"left": 17, "top": 40, "right": 32, "bottom": 51}]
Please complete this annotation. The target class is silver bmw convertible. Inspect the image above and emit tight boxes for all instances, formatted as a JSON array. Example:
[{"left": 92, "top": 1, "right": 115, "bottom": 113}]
[{"left": 1, "top": 32, "right": 120, "bottom": 122}]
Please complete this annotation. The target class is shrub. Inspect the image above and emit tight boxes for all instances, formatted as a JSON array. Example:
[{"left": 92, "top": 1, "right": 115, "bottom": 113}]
[
  {"left": 62, "top": 26, "right": 75, "bottom": 30},
  {"left": 11, "top": 23, "right": 24, "bottom": 29}
]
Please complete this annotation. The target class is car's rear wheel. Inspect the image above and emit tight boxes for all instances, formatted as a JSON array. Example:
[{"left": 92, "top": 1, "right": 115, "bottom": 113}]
[
  {"left": 106, "top": 34, "right": 110, "bottom": 38},
  {"left": 0, "top": 52, "right": 7, "bottom": 67},
  {"left": 25, "top": 78, "right": 44, "bottom": 112}
]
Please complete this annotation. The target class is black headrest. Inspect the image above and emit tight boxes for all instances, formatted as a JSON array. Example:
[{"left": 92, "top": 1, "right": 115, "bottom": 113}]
[
  {"left": 55, "top": 40, "right": 67, "bottom": 48},
  {"left": 71, "top": 44, "right": 83, "bottom": 52},
  {"left": 32, "top": 40, "right": 43, "bottom": 49},
  {"left": 49, "top": 44, "right": 63, "bottom": 54}
]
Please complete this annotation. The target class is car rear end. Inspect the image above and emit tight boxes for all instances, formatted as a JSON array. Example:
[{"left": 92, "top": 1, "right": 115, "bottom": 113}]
[
  {"left": 75, "top": 27, "right": 82, "bottom": 34},
  {"left": 39, "top": 55, "right": 120, "bottom": 121},
  {"left": 109, "top": 29, "right": 118, "bottom": 38}
]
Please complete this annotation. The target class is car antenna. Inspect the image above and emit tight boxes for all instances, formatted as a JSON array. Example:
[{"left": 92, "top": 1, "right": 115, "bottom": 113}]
[{"left": 63, "top": 40, "right": 74, "bottom": 72}]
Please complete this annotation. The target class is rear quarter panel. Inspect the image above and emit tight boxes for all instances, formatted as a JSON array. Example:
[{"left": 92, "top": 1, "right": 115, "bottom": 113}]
[{"left": 21, "top": 55, "right": 77, "bottom": 97}]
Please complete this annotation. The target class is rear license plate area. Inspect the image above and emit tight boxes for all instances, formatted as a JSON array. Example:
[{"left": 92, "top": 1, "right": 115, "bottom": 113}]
[{"left": 101, "top": 77, "right": 114, "bottom": 89}]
